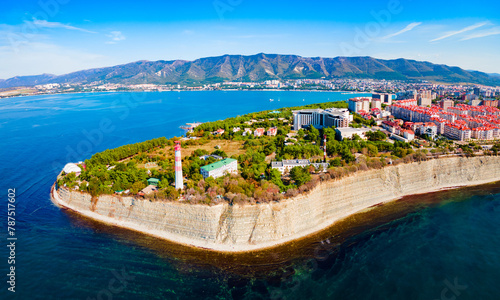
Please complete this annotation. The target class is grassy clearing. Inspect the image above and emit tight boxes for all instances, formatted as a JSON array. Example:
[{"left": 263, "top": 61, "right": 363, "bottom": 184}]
[{"left": 150, "top": 139, "right": 247, "bottom": 160}]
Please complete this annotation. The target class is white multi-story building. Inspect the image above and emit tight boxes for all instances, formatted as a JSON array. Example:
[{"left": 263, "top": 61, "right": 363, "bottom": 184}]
[
  {"left": 335, "top": 127, "right": 371, "bottom": 141},
  {"left": 348, "top": 97, "right": 371, "bottom": 113},
  {"left": 418, "top": 90, "right": 433, "bottom": 107},
  {"left": 419, "top": 123, "right": 438, "bottom": 139},
  {"left": 271, "top": 159, "right": 329, "bottom": 174},
  {"left": 200, "top": 158, "right": 238, "bottom": 179},
  {"left": 443, "top": 123, "right": 471, "bottom": 141},
  {"left": 371, "top": 99, "right": 382, "bottom": 110},
  {"left": 372, "top": 93, "right": 396, "bottom": 105}
]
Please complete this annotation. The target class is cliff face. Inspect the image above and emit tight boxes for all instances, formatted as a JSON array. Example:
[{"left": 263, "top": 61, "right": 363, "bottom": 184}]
[{"left": 52, "top": 156, "right": 500, "bottom": 252}]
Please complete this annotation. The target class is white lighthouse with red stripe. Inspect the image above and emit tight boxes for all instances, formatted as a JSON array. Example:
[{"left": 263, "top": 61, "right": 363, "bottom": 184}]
[
  {"left": 174, "top": 141, "right": 183, "bottom": 190},
  {"left": 323, "top": 134, "right": 327, "bottom": 162}
]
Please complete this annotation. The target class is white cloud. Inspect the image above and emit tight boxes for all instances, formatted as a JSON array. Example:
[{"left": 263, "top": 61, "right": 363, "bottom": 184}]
[
  {"left": 0, "top": 41, "right": 110, "bottom": 78},
  {"left": 460, "top": 27, "right": 500, "bottom": 41},
  {"left": 106, "top": 31, "right": 125, "bottom": 44},
  {"left": 382, "top": 22, "right": 422, "bottom": 39},
  {"left": 430, "top": 22, "right": 488, "bottom": 42},
  {"left": 28, "top": 19, "right": 97, "bottom": 33}
]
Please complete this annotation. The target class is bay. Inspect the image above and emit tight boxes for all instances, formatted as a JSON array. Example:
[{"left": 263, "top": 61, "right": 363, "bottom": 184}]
[{"left": 1, "top": 91, "right": 499, "bottom": 300}]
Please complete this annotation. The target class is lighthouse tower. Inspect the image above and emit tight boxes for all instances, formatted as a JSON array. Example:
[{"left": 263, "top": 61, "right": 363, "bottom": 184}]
[
  {"left": 323, "top": 134, "right": 327, "bottom": 162},
  {"left": 174, "top": 141, "right": 183, "bottom": 189}
]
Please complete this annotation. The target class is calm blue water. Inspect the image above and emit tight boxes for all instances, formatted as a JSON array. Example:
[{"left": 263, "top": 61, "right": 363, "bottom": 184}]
[{"left": 1, "top": 91, "right": 500, "bottom": 300}]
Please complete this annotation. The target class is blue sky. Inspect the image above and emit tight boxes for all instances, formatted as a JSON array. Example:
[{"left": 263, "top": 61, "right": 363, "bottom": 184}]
[{"left": 1, "top": 0, "right": 499, "bottom": 79}]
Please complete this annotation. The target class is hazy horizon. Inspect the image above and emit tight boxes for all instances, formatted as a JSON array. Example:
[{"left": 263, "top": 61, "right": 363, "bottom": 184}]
[{"left": 1, "top": 0, "right": 499, "bottom": 79}]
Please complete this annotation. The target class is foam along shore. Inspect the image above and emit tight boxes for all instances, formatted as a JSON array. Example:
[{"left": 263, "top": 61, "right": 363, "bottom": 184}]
[{"left": 51, "top": 156, "right": 500, "bottom": 252}]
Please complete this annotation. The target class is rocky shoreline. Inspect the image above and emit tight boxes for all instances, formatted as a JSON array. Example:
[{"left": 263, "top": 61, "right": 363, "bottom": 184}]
[{"left": 51, "top": 156, "right": 500, "bottom": 252}]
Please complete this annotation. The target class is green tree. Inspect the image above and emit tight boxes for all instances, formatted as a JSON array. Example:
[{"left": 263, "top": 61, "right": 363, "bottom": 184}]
[
  {"left": 330, "top": 157, "right": 342, "bottom": 167},
  {"left": 211, "top": 149, "right": 227, "bottom": 158},
  {"left": 307, "top": 125, "right": 320, "bottom": 142},
  {"left": 263, "top": 142, "right": 276, "bottom": 156},
  {"left": 393, "top": 147, "right": 407, "bottom": 158},
  {"left": 367, "top": 144, "right": 379, "bottom": 157},
  {"left": 290, "top": 166, "right": 311, "bottom": 186},
  {"left": 297, "top": 129, "right": 305, "bottom": 139},
  {"left": 268, "top": 168, "right": 286, "bottom": 191},
  {"left": 341, "top": 149, "right": 355, "bottom": 163},
  {"left": 191, "top": 173, "right": 203, "bottom": 182},
  {"left": 366, "top": 130, "right": 386, "bottom": 141}
]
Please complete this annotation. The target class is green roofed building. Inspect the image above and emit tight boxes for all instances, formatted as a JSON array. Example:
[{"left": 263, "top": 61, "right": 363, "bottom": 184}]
[
  {"left": 200, "top": 158, "right": 238, "bottom": 179},
  {"left": 147, "top": 178, "right": 160, "bottom": 186}
]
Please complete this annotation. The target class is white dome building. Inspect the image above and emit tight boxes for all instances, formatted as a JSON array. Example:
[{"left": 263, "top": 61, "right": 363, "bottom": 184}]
[{"left": 63, "top": 163, "right": 82, "bottom": 175}]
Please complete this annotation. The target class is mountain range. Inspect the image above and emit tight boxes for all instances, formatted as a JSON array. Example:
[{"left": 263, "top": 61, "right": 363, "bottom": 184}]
[{"left": 1, "top": 53, "right": 499, "bottom": 88}]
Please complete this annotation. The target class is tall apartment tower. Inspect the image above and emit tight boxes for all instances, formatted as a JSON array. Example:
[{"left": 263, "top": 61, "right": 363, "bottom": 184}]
[{"left": 174, "top": 141, "right": 183, "bottom": 190}]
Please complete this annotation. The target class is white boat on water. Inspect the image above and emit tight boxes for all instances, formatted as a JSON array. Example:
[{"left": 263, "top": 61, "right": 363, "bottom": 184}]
[{"left": 269, "top": 98, "right": 274, "bottom": 102}]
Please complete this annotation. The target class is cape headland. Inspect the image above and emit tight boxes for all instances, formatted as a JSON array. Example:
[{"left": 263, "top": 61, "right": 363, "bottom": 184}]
[
  {"left": 51, "top": 100, "right": 500, "bottom": 252},
  {"left": 52, "top": 156, "right": 500, "bottom": 252}
]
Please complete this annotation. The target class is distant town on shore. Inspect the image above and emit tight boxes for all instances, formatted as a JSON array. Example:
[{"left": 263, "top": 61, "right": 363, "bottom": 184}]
[{"left": 2, "top": 77, "right": 500, "bottom": 101}]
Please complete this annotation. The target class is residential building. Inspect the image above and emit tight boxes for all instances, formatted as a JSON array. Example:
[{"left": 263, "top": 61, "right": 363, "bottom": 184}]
[
  {"left": 471, "top": 127, "right": 494, "bottom": 140},
  {"left": 418, "top": 90, "right": 433, "bottom": 107},
  {"left": 401, "top": 129, "right": 415, "bottom": 141},
  {"left": 147, "top": 178, "right": 160, "bottom": 186},
  {"left": 483, "top": 100, "right": 499, "bottom": 108},
  {"left": 254, "top": 128, "right": 265, "bottom": 137},
  {"left": 335, "top": 127, "right": 371, "bottom": 140},
  {"left": 390, "top": 102, "right": 500, "bottom": 141},
  {"left": 200, "top": 158, "right": 238, "bottom": 179},
  {"left": 382, "top": 120, "right": 401, "bottom": 134},
  {"left": 390, "top": 134, "right": 410, "bottom": 142},
  {"left": 431, "top": 117, "right": 447, "bottom": 134},
  {"left": 371, "top": 98, "right": 382, "bottom": 110},
  {"left": 471, "top": 99, "right": 482, "bottom": 106},
  {"left": 324, "top": 108, "right": 351, "bottom": 127},
  {"left": 466, "top": 94, "right": 479, "bottom": 102},
  {"left": 242, "top": 128, "right": 252, "bottom": 136},
  {"left": 348, "top": 97, "right": 371, "bottom": 113},
  {"left": 439, "top": 99, "right": 454, "bottom": 111},
  {"left": 271, "top": 159, "right": 329, "bottom": 174},
  {"left": 213, "top": 129, "right": 225, "bottom": 135},
  {"left": 419, "top": 123, "right": 438, "bottom": 139},
  {"left": 444, "top": 123, "right": 471, "bottom": 141},
  {"left": 372, "top": 93, "right": 396, "bottom": 105},
  {"left": 293, "top": 107, "right": 351, "bottom": 130},
  {"left": 293, "top": 109, "right": 323, "bottom": 130},
  {"left": 418, "top": 95, "right": 432, "bottom": 107},
  {"left": 267, "top": 127, "right": 277, "bottom": 136}
]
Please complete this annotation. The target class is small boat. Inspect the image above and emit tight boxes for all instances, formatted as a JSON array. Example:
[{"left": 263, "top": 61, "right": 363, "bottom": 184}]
[{"left": 269, "top": 98, "right": 274, "bottom": 102}]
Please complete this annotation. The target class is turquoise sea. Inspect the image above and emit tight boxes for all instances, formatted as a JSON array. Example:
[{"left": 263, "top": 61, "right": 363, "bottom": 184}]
[{"left": 1, "top": 91, "right": 500, "bottom": 299}]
